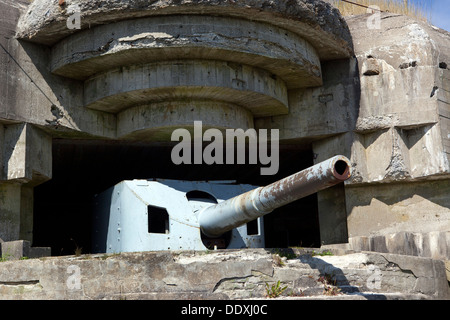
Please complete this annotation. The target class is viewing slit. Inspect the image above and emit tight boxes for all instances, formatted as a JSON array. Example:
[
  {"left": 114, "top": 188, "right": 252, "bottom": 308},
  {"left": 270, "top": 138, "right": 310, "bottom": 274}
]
[
  {"left": 148, "top": 205, "right": 170, "bottom": 234},
  {"left": 246, "top": 219, "right": 259, "bottom": 235}
]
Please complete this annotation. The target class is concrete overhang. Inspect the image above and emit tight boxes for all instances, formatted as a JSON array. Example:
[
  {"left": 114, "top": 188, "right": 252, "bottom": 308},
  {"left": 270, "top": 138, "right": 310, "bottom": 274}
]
[
  {"left": 14, "top": 0, "right": 355, "bottom": 135},
  {"left": 16, "top": 0, "right": 354, "bottom": 60}
]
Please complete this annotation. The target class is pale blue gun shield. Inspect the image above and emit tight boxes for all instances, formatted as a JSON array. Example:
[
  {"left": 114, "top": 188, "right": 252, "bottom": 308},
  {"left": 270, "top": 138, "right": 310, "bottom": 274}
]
[
  {"left": 92, "top": 155, "right": 351, "bottom": 253},
  {"left": 92, "top": 179, "right": 263, "bottom": 253}
]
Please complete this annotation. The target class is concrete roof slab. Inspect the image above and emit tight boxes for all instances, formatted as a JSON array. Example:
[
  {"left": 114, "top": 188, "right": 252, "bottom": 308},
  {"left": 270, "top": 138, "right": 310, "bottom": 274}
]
[{"left": 16, "top": 0, "right": 353, "bottom": 60}]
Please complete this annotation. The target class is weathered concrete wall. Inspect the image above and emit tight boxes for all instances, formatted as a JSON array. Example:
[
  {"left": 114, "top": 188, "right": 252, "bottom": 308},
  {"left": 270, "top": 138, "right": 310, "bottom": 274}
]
[
  {"left": 0, "top": 249, "right": 448, "bottom": 300},
  {"left": 1, "top": 123, "right": 52, "bottom": 184},
  {"left": 346, "top": 180, "right": 450, "bottom": 238},
  {"left": 325, "top": 230, "right": 450, "bottom": 261},
  {"left": 438, "top": 67, "right": 450, "bottom": 165},
  {"left": 0, "top": 122, "right": 51, "bottom": 241},
  {"left": 255, "top": 58, "right": 360, "bottom": 141},
  {"left": 255, "top": 12, "right": 450, "bottom": 244},
  {"left": 0, "top": 0, "right": 116, "bottom": 140},
  {"left": 336, "top": 14, "right": 450, "bottom": 242},
  {"left": 346, "top": 13, "right": 450, "bottom": 183},
  {"left": 288, "top": 13, "right": 450, "bottom": 245}
]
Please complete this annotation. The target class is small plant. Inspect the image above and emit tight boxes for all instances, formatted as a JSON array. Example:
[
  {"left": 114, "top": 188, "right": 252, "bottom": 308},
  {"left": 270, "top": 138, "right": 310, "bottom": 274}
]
[
  {"left": 289, "top": 289, "right": 305, "bottom": 297},
  {"left": 323, "top": 285, "right": 342, "bottom": 296},
  {"left": 71, "top": 238, "right": 82, "bottom": 256},
  {"left": 0, "top": 249, "right": 13, "bottom": 262},
  {"left": 271, "top": 249, "right": 298, "bottom": 267},
  {"left": 99, "top": 253, "right": 120, "bottom": 260},
  {"left": 74, "top": 247, "right": 82, "bottom": 256},
  {"left": 0, "top": 254, "right": 30, "bottom": 261},
  {"left": 272, "top": 254, "right": 285, "bottom": 267},
  {"left": 318, "top": 273, "right": 342, "bottom": 296},
  {"left": 311, "top": 250, "right": 333, "bottom": 257},
  {"left": 272, "top": 249, "right": 297, "bottom": 260},
  {"left": 318, "top": 273, "right": 337, "bottom": 286},
  {"left": 265, "top": 280, "right": 288, "bottom": 298}
]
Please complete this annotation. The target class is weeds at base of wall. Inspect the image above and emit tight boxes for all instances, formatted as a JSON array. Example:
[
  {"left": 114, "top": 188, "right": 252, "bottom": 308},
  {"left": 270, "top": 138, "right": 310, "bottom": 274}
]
[{"left": 265, "top": 280, "right": 288, "bottom": 298}]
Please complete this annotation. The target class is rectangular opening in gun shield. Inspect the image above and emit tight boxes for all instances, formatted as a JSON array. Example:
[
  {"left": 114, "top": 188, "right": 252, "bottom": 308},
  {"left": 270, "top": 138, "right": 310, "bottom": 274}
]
[
  {"left": 148, "top": 205, "right": 170, "bottom": 234},
  {"left": 246, "top": 219, "right": 259, "bottom": 235}
]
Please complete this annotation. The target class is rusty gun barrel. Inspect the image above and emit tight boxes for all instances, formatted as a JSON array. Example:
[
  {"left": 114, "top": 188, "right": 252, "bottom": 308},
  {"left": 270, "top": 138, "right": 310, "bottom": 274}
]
[{"left": 198, "top": 155, "right": 352, "bottom": 238}]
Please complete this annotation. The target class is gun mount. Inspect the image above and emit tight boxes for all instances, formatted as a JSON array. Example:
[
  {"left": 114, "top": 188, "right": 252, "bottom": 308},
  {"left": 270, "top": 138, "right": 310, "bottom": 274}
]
[{"left": 92, "top": 156, "right": 351, "bottom": 253}]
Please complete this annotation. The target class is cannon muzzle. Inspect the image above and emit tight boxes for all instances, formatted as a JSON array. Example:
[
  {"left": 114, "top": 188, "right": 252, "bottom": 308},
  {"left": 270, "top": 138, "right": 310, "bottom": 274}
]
[{"left": 198, "top": 155, "right": 352, "bottom": 238}]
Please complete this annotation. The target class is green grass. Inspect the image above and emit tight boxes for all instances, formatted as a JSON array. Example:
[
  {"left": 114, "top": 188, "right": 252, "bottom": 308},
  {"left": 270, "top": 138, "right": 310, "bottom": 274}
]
[
  {"left": 265, "top": 280, "right": 288, "bottom": 298},
  {"left": 311, "top": 249, "right": 334, "bottom": 257}
]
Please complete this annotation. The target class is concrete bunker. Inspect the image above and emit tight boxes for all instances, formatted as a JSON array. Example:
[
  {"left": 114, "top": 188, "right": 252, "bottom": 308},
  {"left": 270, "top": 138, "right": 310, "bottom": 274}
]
[
  {"left": 4, "top": 0, "right": 356, "bottom": 256},
  {"left": 12, "top": 0, "right": 449, "bottom": 261},
  {"left": 1, "top": 0, "right": 450, "bottom": 300}
]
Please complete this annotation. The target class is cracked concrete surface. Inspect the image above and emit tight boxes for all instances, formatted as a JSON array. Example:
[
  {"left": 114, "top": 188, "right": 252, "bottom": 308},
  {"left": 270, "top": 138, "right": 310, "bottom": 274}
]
[{"left": 0, "top": 249, "right": 448, "bottom": 300}]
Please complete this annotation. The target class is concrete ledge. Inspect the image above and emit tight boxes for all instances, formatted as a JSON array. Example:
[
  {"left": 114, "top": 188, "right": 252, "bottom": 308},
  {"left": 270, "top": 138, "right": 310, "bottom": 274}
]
[
  {"left": 323, "top": 231, "right": 450, "bottom": 260},
  {"left": 84, "top": 60, "right": 289, "bottom": 117},
  {"left": 0, "top": 249, "right": 447, "bottom": 300},
  {"left": 1, "top": 240, "right": 51, "bottom": 261},
  {"left": 117, "top": 100, "right": 254, "bottom": 140},
  {"left": 16, "top": 0, "right": 353, "bottom": 61},
  {"left": 50, "top": 15, "right": 322, "bottom": 88}
]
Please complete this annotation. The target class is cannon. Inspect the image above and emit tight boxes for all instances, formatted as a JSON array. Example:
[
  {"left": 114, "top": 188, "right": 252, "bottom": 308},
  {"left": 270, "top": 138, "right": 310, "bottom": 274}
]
[{"left": 92, "top": 155, "right": 351, "bottom": 253}]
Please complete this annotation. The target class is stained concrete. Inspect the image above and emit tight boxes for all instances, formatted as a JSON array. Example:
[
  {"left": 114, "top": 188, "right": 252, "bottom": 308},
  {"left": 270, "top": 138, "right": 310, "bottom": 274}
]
[
  {"left": 50, "top": 15, "right": 322, "bottom": 88},
  {"left": 0, "top": 249, "right": 447, "bottom": 300},
  {"left": 83, "top": 60, "right": 289, "bottom": 116},
  {"left": 117, "top": 101, "right": 255, "bottom": 140},
  {"left": 324, "top": 231, "right": 450, "bottom": 261},
  {"left": 345, "top": 179, "right": 450, "bottom": 239},
  {"left": 16, "top": 0, "right": 353, "bottom": 60},
  {"left": 1, "top": 240, "right": 50, "bottom": 260}
]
